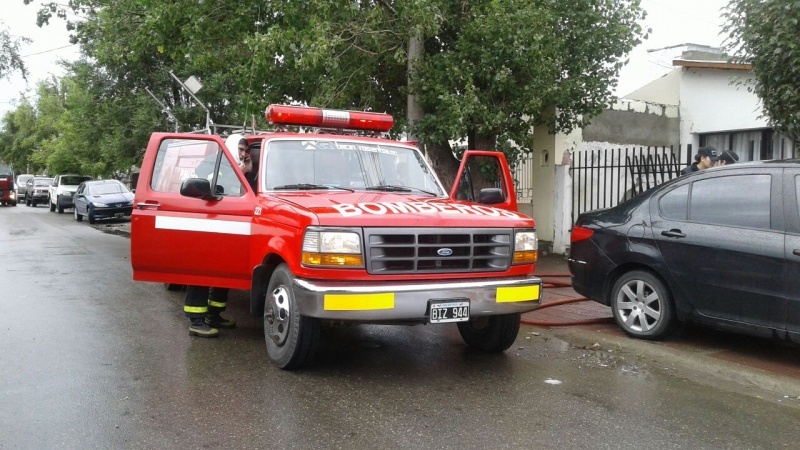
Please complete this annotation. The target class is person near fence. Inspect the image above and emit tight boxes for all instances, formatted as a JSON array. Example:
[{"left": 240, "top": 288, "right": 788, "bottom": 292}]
[
  {"left": 681, "top": 146, "right": 719, "bottom": 175},
  {"left": 717, "top": 150, "right": 739, "bottom": 166}
]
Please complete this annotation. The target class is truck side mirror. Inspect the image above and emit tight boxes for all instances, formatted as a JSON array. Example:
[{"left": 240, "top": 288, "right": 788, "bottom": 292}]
[
  {"left": 180, "top": 178, "right": 221, "bottom": 201},
  {"left": 479, "top": 188, "right": 505, "bottom": 205}
]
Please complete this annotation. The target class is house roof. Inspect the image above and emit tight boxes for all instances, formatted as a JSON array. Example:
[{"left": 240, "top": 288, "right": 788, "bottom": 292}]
[{"left": 672, "top": 59, "right": 752, "bottom": 70}]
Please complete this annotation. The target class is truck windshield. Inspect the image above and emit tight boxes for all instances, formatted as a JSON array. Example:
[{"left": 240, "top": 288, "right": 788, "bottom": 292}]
[
  {"left": 62, "top": 176, "right": 92, "bottom": 185},
  {"left": 262, "top": 140, "right": 444, "bottom": 196}
]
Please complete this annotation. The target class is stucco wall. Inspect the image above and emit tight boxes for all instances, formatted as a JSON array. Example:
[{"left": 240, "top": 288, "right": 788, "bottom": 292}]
[
  {"left": 679, "top": 68, "right": 767, "bottom": 148},
  {"left": 625, "top": 70, "right": 681, "bottom": 105}
]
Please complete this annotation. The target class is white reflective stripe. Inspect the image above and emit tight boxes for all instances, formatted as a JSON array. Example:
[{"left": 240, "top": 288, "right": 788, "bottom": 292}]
[{"left": 155, "top": 216, "right": 251, "bottom": 235}]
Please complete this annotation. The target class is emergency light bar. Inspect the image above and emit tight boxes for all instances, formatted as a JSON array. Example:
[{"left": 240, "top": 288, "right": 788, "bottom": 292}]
[{"left": 266, "top": 104, "right": 394, "bottom": 132}]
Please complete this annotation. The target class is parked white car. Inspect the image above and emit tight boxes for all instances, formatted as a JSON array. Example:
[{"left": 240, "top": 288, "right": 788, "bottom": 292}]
[
  {"left": 16, "top": 174, "right": 33, "bottom": 201},
  {"left": 49, "top": 174, "right": 93, "bottom": 213}
]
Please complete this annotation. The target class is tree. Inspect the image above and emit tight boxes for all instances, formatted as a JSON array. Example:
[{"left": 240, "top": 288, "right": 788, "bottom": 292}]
[
  {"left": 31, "top": 0, "right": 646, "bottom": 188},
  {"left": 723, "top": 0, "right": 800, "bottom": 140},
  {"left": 0, "top": 101, "right": 39, "bottom": 173},
  {"left": 0, "top": 24, "right": 30, "bottom": 81}
]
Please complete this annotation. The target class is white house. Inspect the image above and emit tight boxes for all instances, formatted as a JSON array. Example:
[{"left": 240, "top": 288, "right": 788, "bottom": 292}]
[{"left": 518, "top": 44, "right": 795, "bottom": 255}]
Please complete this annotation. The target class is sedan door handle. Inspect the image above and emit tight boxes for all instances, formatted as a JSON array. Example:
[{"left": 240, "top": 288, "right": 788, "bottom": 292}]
[
  {"left": 661, "top": 229, "right": 686, "bottom": 238},
  {"left": 136, "top": 201, "right": 160, "bottom": 210}
]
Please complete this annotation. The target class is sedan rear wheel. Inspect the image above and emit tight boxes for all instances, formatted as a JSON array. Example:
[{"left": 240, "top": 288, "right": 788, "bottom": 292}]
[
  {"left": 611, "top": 270, "right": 677, "bottom": 340},
  {"left": 74, "top": 206, "right": 83, "bottom": 222}
]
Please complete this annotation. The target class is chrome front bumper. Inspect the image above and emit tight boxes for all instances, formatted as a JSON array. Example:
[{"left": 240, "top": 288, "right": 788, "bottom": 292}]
[{"left": 292, "top": 275, "right": 542, "bottom": 321}]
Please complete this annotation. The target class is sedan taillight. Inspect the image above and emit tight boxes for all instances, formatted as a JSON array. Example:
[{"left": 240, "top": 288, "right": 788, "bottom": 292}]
[{"left": 570, "top": 226, "right": 594, "bottom": 242}]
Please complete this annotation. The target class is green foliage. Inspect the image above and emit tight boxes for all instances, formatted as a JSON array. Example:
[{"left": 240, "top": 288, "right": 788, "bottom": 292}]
[
  {"left": 0, "top": 24, "right": 31, "bottom": 81},
  {"left": 10, "top": 0, "right": 646, "bottom": 181},
  {"left": 723, "top": 0, "right": 800, "bottom": 140}
]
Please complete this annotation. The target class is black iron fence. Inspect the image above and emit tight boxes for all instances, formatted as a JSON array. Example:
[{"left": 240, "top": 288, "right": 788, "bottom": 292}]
[{"left": 569, "top": 145, "right": 692, "bottom": 224}]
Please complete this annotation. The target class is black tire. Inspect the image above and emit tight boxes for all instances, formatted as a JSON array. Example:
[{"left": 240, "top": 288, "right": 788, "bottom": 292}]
[
  {"left": 74, "top": 206, "right": 83, "bottom": 222},
  {"left": 26, "top": 196, "right": 31, "bottom": 206},
  {"left": 457, "top": 313, "right": 521, "bottom": 352},
  {"left": 264, "top": 263, "right": 320, "bottom": 369},
  {"left": 57, "top": 196, "right": 64, "bottom": 214},
  {"left": 49, "top": 197, "right": 55, "bottom": 211},
  {"left": 610, "top": 270, "right": 677, "bottom": 340},
  {"left": 88, "top": 210, "right": 96, "bottom": 224}
]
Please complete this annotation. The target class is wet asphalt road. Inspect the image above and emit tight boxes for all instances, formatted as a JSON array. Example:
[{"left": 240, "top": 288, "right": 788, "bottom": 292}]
[{"left": 2, "top": 204, "right": 800, "bottom": 449}]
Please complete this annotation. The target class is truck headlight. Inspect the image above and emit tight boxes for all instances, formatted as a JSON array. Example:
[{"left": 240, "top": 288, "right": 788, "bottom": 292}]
[
  {"left": 513, "top": 230, "right": 538, "bottom": 264},
  {"left": 302, "top": 230, "right": 363, "bottom": 267}
]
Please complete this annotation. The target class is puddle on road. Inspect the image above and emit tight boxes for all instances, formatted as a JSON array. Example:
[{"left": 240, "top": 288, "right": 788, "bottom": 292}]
[{"left": 521, "top": 331, "right": 651, "bottom": 379}]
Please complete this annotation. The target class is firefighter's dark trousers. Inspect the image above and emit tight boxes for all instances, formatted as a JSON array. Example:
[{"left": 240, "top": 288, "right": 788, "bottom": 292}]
[{"left": 184, "top": 286, "right": 230, "bottom": 319}]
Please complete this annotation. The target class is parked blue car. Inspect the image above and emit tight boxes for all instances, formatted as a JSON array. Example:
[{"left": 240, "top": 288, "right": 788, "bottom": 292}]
[{"left": 73, "top": 180, "right": 134, "bottom": 224}]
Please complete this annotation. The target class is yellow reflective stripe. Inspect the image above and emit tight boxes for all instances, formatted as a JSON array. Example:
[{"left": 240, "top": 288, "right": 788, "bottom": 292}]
[
  {"left": 496, "top": 285, "right": 541, "bottom": 303},
  {"left": 324, "top": 293, "right": 395, "bottom": 311},
  {"left": 184, "top": 306, "right": 208, "bottom": 314},
  {"left": 208, "top": 301, "right": 226, "bottom": 308}
]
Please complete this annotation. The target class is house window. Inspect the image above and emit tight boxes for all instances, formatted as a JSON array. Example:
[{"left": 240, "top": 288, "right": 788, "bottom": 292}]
[{"left": 699, "top": 129, "right": 794, "bottom": 162}]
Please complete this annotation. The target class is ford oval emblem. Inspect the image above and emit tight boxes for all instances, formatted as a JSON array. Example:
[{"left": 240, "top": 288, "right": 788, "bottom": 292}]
[{"left": 437, "top": 248, "right": 454, "bottom": 257}]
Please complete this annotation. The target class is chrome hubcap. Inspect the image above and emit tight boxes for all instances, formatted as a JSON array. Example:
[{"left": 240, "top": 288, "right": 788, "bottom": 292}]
[{"left": 265, "top": 285, "right": 291, "bottom": 346}]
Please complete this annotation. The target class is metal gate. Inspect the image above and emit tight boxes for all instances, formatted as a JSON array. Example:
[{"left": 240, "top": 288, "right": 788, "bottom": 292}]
[{"left": 570, "top": 145, "right": 692, "bottom": 223}]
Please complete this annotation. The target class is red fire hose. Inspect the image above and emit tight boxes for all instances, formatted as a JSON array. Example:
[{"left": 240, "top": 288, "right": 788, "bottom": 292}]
[{"left": 520, "top": 274, "right": 614, "bottom": 327}]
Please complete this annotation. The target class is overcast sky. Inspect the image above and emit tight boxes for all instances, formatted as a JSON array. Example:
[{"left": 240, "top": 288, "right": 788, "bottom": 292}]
[{"left": 1, "top": 0, "right": 730, "bottom": 119}]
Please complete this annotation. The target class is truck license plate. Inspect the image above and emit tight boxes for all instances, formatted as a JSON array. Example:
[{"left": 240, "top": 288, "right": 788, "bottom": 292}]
[{"left": 429, "top": 300, "right": 469, "bottom": 323}]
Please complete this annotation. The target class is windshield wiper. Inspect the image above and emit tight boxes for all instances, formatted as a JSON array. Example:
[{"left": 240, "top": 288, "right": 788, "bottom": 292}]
[
  {"left": 272, "top": 183, "right": 354, "bottom": 192},
  {"left": 365, "top": 184, "right": 438, "bottom": 196}
]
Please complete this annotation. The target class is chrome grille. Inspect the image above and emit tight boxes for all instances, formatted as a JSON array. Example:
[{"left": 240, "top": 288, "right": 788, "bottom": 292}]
[{"left": 364, "top": 228, "right": 512, "bottom": 274}]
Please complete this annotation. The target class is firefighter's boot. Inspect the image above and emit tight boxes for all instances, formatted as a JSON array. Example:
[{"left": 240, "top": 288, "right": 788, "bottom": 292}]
[
  {"left": 189, "top": 318, "right": 219, "bottom": 338},
  {"left": 205, "top": 313, "right": 236, "bottom": 329}
]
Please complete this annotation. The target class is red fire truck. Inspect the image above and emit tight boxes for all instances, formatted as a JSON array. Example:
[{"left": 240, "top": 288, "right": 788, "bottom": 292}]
[
  {"left": 131, "top": 105, "right": 542, "bottom": 369},
  {"left": 0, "top": 162, "right": 18, "bottom": 206}
]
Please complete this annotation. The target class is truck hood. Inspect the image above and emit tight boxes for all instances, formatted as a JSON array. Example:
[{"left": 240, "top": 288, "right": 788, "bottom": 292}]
[{"left": 267, "top": 191, "right": 535, "bottom": 228}]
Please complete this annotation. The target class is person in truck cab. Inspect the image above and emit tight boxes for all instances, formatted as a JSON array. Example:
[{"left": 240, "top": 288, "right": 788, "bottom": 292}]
[{"left": 238, "top": 138, "right": 259, "bottom": 190}]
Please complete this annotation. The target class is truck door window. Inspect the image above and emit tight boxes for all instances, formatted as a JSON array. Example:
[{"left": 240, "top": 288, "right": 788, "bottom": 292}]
[
  {"left": 455, "top": 155, "right": 507, "bottom": 202},
  {"left": 151, "top": 138, "right": 244, "bottom": 196}
]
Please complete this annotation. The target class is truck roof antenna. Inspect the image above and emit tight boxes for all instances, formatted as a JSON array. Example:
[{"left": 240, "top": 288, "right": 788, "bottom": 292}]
[
  {"left": 144, "top": 87, "right": 180, "bottom": 132},
  {"left": 169, "top": 71, "right": 211, "bottom": 134}
]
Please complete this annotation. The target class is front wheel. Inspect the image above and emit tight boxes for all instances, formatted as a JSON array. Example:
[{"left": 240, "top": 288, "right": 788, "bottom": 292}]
[
  {"left": 74, "top": 206, "right": 83, "bottom": 222},
  {"left": 49, "top": 197, "right": 55, "bottom": 212},
  {"left": 610, "top": 270, "right": 677, "bottom": 340},
  {"left": 457, "top": 313, "right": 521, "bottom": 352},
  {"left": 87, "top": 209, "right": 96, "bottom": 224},
  {"left": 264, "top": 263, "right": 320, "bottom": 369}
]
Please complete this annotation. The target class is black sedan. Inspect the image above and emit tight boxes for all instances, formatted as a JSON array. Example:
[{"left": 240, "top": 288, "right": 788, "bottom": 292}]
[
  {"left": 568, "top": 160, "right": 800, "bottom": 343},
  {"left": 73, "top": 180, "right": 134, "bottom": 224}
]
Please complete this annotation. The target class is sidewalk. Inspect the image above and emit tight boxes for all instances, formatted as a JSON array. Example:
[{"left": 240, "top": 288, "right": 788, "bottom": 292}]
[
  {"left": 525, "top": 253, "right": 800, "bottom": 403},
  {"left": 524, "top": 252, "right": 613, "bottom": 326}
]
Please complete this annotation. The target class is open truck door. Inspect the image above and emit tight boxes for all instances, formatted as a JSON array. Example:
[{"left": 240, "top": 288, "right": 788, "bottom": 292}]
[
  {"left": 449, "top": 150, "right": 518, "bottom": 212},
  {"left": 131, "top": 133, "right": 254, "bottom": 290}
]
